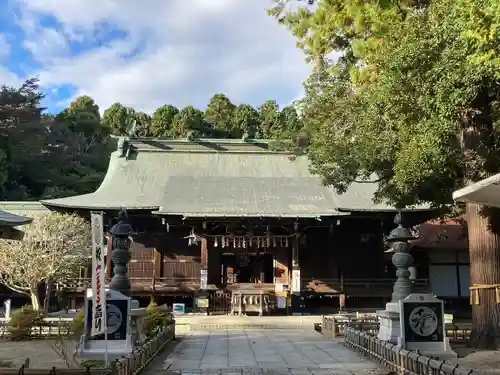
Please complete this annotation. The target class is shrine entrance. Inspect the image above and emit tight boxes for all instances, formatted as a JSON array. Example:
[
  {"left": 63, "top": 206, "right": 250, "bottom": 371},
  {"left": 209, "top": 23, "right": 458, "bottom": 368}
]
[{"left": 220, "top": 252, "right": 274, "bottom": 285}]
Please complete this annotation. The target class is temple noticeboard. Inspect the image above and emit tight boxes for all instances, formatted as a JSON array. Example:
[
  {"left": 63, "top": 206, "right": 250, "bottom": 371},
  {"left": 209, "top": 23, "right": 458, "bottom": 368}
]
[{"left": 399, "top": 293, "right": 456, "bottom": 358}]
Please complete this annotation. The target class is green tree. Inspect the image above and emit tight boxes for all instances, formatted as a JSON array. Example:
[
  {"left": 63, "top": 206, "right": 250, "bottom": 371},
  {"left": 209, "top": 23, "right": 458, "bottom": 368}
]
[
  {"left": 44, "top": 96, "right": 114, "bottom": 199},
  {"left": 133, "top": 111, "right": 152, "bottom": 137},
  {"left": 204, "top": 93, "right": 236, "bottom": 137},
  {"left": 0, "top": 79, "right": 49, "bottom": 200},
  {"left": 276, "top": 105, "right": 303, "bottom": 139},
  {"left": 102, "top": 102, "right": 132, "bottom": 135},
  {"left": 67, "top": 95, "right": 100, "bottom": 120},
  {"left": 258, "top": 100, "right": 280, "bottom": 139},
  {"left": 171, "top": 106, "right": 207, "bottom": 138},
  {"left": 55, "top": 95, "right": 106, "bottom": 137},
  {"left": 272, "top": 0, "right": 500, "bottom": 348},
  {"left": 233, "top": 104, "right": 260, "bottom": 138},
  {"left": 150, "top": 105, "right": 179, "bottom": 137}
]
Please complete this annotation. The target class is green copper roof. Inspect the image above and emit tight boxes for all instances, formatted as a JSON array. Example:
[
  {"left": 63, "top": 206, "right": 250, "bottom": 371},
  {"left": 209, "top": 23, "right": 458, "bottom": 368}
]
[
  {"left": 40, "top": 137, "right": 399, "bottom": 216},
  {"left": 0, "top": 210, "right": 33, "bottom": 227}
]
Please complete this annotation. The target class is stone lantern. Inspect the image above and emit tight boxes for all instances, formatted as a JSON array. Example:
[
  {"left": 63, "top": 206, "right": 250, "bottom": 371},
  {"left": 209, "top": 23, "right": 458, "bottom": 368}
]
[
  {"left": 109, "top": 209, "right": 134, "bottom": 297},
  {"left": 386, "top": 212, "right": 415, "bottom": 307},
  {"left": 377, "top": 212, "right": 415, "bottom": 343}
]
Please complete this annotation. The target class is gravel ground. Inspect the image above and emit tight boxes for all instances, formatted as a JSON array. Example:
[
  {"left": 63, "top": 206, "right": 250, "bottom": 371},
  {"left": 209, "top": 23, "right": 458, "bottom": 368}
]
[
  {"left": 0, "top": 339, "right": 78, "bottom": 369},
  {"left": 450, "top": 349, "right": 500, "bottom": 374}
]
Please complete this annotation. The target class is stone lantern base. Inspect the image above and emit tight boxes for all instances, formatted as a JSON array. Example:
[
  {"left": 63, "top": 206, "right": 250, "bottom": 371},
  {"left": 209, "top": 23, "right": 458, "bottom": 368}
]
[{"left": 376, "top": 302, "right": 401, "bottom": 344}]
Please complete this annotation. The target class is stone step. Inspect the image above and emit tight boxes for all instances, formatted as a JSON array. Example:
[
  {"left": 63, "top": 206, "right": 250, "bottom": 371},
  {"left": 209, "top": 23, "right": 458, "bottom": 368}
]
[{"left": 182, "top": 323, "right": 315, "bottom": 330}]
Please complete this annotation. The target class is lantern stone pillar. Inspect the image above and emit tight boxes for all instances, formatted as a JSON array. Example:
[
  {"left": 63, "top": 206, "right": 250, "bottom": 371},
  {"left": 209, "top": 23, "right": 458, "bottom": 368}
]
[
  {"left": 377, "top": 212, "right": 415, "bottom": 343},
  {"left": 109, "top": 209, "right": 134, "bottom": 297}
]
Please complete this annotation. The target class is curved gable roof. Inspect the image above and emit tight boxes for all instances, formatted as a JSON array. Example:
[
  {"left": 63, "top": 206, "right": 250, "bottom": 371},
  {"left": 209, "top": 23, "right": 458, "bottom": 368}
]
[{"left": 40, "top": 137, "right": 407, "bottom": 217}]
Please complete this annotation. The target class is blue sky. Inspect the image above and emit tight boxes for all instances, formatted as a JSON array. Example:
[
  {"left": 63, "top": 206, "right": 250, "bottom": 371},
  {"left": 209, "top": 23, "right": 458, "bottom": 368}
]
[{"left": 0, "top": 0, "right": 310, "bottom": 114}]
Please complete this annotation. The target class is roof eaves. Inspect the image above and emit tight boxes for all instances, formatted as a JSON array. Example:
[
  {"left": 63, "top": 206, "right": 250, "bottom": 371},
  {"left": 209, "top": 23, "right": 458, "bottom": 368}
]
[
  {"left": 41, "top": 199, "right": 159, "bottom": 211},
  {"left": 154, "top": 210, "right": 351, "bottom": 219}
]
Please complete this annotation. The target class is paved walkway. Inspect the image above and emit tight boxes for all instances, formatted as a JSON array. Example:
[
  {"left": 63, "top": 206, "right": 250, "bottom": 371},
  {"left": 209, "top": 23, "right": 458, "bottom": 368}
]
[{"left": 161, "top": 329, "right": 385, "bottom": 375}]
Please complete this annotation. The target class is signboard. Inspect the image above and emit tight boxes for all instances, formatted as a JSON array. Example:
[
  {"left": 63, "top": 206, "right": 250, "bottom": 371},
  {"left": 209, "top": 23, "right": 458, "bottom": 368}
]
[
  {"left": 291, "top": 269, "right": 301, "bottom": 292},
  {"left": 173, "top": 303, "right": 185, "bottom": 314},
  {"left": 90, "top": 211, "right": 106, "bottom": 337},
  {"left": 195, "top": 297, "right": 209, "bottom": 308},
  {"left": 200, "top": 269, "right": 208, "bottom": 290},
  {"left": 86, "top": 297, "right": 130, "bottom": 340},
  {"left": 400, "top": 294, "right": 445, "bottom": 350}
]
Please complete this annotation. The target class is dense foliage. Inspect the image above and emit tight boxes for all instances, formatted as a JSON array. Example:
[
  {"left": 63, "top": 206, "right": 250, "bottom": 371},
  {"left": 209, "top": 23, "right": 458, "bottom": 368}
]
[
  {"left": 0, "top": 80, "right": 303, "bottom": 201},
  {"left": 270, "top": 0, "right": 500, "bottom": 348}
]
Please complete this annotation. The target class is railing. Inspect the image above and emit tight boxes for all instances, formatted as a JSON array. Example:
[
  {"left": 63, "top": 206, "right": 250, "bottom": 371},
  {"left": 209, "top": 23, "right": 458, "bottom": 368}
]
[
  {"left": 322, "top": 315, "right": 471, "bottom": 342},
  {"left": 113, "top": 323, "right": 175, "bottom": 375},
  {"left": 0, "top": 317, "right": 74, "bottom": 338},
  {"left": 344, "top": 327, "right": 480, "bottom": 375},
  {"left": 302, "top": 278, "right": 430, "bottom": 295},
  {"left": 0, "top": 323, "right": 175, "bottom": 375},
  {"left": 322, "top": 314, "right": 379, "bottom": 338}
]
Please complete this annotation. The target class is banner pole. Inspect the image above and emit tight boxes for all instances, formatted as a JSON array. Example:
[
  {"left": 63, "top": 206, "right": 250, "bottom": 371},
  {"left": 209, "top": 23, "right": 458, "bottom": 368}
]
[{"left": 104, "top": 300, "right": 108, "bottom": 367}]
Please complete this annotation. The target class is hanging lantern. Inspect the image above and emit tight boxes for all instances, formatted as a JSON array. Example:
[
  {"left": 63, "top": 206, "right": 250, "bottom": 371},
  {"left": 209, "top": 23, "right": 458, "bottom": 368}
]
[
  {"left": 266, "top": 236, "right": 271, "bottom": 247},
  {"left": 285, "top": 237, "right": 289, "bottom": 247},
  {"left": 221, "top": 237, "right": 226, "bottom": 248},
  {"left": 242, "top": 237, "right": 247, "bottom": 248},
  {"left": 233, "top": 237, "right": 237, "bottom": 248},
  {"left": 273, "top": 237, "right": 277, "bottom": 247},
  {"left": 214, "top": 236, "right": 218, "bottom": 247}
]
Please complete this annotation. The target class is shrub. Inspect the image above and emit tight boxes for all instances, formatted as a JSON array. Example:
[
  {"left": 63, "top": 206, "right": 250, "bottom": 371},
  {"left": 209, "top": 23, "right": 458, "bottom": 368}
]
[
  {"left": 70, "top": 310, "right": 85, "bottom": 337},
  {"left": 142, "top": 302, "right": 173, "bottom": 338},
  {"left": 7, "top": 306, "right": 43, "bottom": 341},
  {"left": 80, "top": 359, "right": 105, "bottom": 369}
]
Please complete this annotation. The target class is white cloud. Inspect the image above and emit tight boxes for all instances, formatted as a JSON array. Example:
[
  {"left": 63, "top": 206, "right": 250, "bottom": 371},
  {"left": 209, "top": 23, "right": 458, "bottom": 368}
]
[
  {"left": 14, "top": 0, "right": 310, "bottom": 113},
  {"left": 0, "top": 66, "right": 22, "bottom": 87},
  {"left": 0, "top": 33, "right": 10, "bottom": 60}
]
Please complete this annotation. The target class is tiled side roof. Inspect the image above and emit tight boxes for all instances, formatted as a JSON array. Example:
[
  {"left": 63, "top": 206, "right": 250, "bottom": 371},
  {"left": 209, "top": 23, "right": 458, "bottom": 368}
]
[
  {"left": 0, "top": 209, "right": 33, "bottom": 226},
  {"left": 40, "top": 137, "right": 400, "bottom": 216}
]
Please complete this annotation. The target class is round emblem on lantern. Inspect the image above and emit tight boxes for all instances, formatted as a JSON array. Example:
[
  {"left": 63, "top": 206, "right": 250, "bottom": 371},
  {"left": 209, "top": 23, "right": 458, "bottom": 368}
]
[
  {"left": 408, "top": 306, "right": 438, "bottom": 336},
  {"left": 106, "top": 303, "right": 123, "bottom": 334}
]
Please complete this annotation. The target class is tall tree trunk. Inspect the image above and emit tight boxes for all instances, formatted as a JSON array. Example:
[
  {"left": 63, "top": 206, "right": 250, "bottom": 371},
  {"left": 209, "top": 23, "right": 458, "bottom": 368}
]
[
  {"left": 30, "top": 290, "right": 40, "bottom": 311},
  {"left": 467, "top": 203, "right": 500, "bottom": 349}
]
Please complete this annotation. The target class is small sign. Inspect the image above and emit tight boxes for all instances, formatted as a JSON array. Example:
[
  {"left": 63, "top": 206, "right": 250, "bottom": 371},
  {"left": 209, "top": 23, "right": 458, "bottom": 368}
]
[
  {"left": 400, "top": 294, "right": 444, "bottom": 346},
  {"left": 195, "top": 297, "right": 209, "bottom": 308},
  {"left": 275, "top": 283, "right": 283, "bottom": 293},
  {"left": 173, "top": 303, "right": 185, "bottom": 314},
  {"left": 291, "top": 269, "right": 301, "bottom": 292},
  {"left": 200, "top": 269, "right": 208, "bottom": 290}
]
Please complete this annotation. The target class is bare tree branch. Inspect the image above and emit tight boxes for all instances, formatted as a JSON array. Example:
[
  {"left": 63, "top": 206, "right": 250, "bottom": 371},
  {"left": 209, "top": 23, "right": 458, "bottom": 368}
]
[{"left": 0, "top": 212, "right": 90, "bottom": 309}]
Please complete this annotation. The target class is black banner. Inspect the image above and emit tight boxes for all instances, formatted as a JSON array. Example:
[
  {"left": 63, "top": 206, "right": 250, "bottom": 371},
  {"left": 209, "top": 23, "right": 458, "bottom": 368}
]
[{"left": 86, "top": 299, "right": 129, "bottom": 340}]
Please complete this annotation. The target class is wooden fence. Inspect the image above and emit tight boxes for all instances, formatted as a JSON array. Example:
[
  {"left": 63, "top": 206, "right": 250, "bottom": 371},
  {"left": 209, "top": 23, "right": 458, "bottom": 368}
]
[
  {"left": 0, "top": 317, "right": 74, "bottom": 338},
  {"left": 344, "top": 327, "right": 485, "bottom": 375},
  {"left": 0, "top": 323, "right": 175, "bottom": 375},
  {"left": 113, "top": 324, "right": 175, "bottom": 375}
]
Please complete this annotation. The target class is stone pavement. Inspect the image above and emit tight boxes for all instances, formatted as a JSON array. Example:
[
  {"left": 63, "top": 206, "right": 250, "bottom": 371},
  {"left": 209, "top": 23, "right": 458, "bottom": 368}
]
[{"left": 160, "top": 329, "right": 386, "bottom": 375}]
